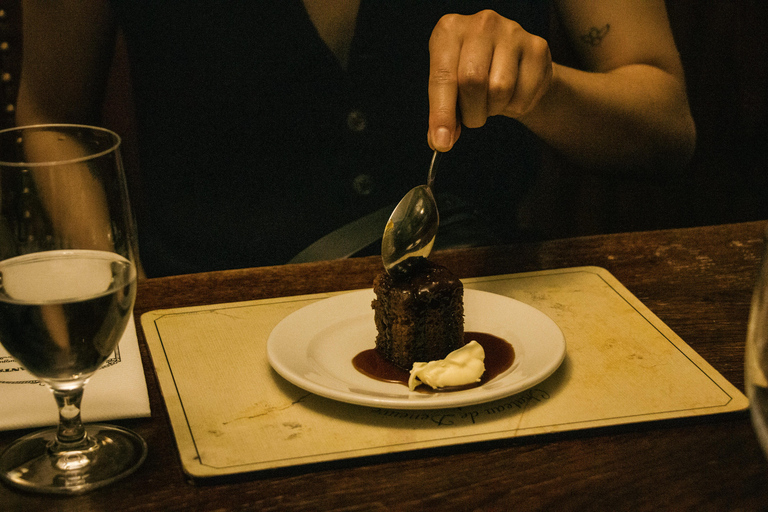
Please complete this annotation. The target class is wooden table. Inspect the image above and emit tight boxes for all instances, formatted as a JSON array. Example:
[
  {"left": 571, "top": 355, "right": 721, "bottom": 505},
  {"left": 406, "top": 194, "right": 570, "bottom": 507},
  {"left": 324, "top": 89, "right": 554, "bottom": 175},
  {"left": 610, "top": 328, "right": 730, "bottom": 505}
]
[{"left": 3, "top": 221, "right": 768, "bottom": 510}]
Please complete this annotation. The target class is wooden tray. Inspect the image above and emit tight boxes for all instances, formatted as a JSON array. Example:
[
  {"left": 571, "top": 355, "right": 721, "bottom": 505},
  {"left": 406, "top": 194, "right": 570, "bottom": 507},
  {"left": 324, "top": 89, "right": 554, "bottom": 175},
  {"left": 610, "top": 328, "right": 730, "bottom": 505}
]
[{"left": 140, "top": 266, "right": 748, "bottom": 480}]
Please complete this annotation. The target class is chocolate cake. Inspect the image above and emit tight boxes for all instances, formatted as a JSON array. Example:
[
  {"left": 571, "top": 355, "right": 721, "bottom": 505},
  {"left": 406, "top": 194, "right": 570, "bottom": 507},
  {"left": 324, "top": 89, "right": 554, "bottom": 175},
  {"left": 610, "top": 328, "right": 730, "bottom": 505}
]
[{"left": 371, "top": 257, "right": 464, "bottom": 370}]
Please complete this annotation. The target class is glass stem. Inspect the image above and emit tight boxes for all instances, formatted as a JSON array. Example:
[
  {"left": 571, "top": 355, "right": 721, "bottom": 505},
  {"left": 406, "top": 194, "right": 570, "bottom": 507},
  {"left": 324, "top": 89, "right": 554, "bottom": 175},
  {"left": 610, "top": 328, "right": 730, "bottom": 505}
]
[{"left": 52, "top": 387, "right": 87, "bottom": 446}]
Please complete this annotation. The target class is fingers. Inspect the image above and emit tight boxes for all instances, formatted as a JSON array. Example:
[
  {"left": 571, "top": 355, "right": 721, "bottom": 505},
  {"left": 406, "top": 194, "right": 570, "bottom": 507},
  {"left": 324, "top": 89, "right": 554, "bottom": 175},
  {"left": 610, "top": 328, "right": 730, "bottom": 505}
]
[
  {"left": 427, "top": 10, "right": 553, "bottom": 151},
  {"left": 502, "top": 34, "right": 552, "bottom": 117},
  {"left": 456, "top": 34, "right": 493, "bottom": 129},
  {"left": 483, "top": 26, "right": 552, "bottom": 118},
  {"left": 428, "top": 18, "right": 462, "bottom": 152},
  {"left": 487, "top": 43, "right": 520, "bottom": 117}
]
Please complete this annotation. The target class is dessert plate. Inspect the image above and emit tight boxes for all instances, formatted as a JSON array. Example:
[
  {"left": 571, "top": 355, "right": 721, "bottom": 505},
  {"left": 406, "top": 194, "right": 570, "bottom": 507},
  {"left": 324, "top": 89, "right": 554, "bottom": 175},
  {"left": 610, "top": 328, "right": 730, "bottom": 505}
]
[{"left": 267, "top": 288, "right": 566, "bottom": 410}]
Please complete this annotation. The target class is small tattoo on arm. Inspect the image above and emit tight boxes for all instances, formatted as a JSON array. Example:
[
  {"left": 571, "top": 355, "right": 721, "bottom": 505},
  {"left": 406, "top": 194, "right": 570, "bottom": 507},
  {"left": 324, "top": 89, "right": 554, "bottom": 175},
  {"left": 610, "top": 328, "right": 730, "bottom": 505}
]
[{"left": 580, "top": 24, "right": 610, "bottom": 47}]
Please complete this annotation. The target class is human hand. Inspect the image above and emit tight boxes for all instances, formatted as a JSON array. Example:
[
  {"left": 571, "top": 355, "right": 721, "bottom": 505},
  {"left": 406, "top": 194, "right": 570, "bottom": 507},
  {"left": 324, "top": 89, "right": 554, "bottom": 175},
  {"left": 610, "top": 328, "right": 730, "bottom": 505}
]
[{"left": 427, "top": 10, "right": 554, "bottom": 152}]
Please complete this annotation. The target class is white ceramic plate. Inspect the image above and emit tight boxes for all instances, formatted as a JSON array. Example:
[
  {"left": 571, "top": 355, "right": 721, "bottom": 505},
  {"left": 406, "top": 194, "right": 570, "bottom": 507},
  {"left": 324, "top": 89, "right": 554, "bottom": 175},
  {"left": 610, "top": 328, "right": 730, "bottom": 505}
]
[{"left": 267, "top": 288, "right": 566, "bottom": 409}]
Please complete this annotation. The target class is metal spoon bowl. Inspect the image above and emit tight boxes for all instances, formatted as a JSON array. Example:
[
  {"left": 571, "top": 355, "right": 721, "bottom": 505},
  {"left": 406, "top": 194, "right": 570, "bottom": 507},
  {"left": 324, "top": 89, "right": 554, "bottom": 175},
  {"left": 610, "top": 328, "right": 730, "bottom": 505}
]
[{"left": 381, "top": 150, "right": 441, "bottom": 275}]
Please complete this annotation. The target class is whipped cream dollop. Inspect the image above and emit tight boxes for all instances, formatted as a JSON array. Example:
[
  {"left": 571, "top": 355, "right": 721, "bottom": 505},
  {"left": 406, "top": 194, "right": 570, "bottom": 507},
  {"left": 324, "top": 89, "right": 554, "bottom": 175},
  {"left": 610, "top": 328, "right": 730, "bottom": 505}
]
[{"left": 408, "top": 340, "right": 486, "bottom": 391}]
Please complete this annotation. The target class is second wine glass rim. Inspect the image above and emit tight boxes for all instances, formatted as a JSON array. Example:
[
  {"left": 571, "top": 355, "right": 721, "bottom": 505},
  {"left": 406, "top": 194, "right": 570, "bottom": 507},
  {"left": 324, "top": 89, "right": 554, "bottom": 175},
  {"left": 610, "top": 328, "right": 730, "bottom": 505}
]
[{"left": 0, "top": 123, "right": 122, "bottom": 167}]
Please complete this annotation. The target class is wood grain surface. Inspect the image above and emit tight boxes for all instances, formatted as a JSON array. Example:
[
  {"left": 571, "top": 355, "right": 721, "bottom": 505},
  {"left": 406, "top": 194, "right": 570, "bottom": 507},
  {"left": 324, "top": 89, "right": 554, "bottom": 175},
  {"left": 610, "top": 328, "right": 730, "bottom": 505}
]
[{"left": 2, "top": 221, "right": 767, "bottom": 511}]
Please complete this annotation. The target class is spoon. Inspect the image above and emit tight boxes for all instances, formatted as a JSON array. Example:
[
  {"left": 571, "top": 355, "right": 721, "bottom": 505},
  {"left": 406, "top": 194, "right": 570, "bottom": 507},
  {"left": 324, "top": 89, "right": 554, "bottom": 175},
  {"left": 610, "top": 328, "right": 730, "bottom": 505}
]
[{"left": 381, "top": 149, "right": 442, "bottom": 275}]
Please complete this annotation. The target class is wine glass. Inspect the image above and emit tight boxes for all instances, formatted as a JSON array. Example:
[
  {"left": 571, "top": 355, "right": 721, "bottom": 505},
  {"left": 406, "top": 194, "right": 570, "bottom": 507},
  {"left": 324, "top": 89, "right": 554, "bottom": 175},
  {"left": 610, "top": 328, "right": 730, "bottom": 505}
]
[
  {"left": 0, "top": 124, "right": 146, "bottom": 494},
  {"left": 746, "top": 224, "right": 768, "bottom": 461}
]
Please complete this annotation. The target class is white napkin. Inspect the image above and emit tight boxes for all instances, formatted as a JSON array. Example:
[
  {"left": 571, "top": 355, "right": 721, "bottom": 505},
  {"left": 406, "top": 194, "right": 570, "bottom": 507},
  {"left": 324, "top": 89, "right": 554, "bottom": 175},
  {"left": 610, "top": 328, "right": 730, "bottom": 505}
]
[{"left": 0, "top": 316, "right": 151, "bottom": 431}]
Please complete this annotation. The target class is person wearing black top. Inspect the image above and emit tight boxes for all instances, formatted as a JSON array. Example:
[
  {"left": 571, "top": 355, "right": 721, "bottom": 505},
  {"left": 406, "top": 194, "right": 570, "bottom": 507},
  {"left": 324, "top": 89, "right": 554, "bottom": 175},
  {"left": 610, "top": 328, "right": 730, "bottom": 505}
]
[{"left": 16, "top": 1, "right": 695, "bottom": 277}]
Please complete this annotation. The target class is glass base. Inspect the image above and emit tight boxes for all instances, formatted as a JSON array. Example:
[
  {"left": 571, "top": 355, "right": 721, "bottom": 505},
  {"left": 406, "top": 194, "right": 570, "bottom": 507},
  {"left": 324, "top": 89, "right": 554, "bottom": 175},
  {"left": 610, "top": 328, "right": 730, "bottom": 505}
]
[{"left": 0, "top": 424, "right": 147, "bottom": 495}]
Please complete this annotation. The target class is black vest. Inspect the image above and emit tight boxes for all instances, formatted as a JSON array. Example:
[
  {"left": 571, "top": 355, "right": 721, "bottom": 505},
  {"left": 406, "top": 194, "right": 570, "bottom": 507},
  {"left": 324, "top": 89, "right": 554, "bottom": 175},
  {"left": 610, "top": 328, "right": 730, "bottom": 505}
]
[{"left": 112, "top": 0, "right": 549, "bottom": 276}]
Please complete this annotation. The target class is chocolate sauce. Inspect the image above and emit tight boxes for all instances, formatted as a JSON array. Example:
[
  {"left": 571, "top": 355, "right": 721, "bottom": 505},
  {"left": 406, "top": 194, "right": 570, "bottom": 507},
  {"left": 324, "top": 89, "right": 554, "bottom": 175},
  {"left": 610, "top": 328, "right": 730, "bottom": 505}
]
[{"left": 352, "top": 332, "right": 515, "bottom": 392}]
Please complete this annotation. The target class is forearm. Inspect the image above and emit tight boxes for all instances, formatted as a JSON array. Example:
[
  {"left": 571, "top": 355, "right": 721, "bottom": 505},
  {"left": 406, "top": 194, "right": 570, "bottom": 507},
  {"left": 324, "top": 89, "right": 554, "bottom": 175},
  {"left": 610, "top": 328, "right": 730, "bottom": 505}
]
[
  {"left": 519, "top": 62, "right": 696, "bottom": 175},
  {"left": 16, "top": 0, "right": 116, "bottom": 127}
]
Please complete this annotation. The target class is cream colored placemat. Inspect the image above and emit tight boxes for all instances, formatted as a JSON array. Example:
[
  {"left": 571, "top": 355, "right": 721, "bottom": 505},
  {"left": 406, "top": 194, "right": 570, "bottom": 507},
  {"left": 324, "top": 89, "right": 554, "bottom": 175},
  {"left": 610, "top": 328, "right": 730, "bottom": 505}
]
[{"left": 140, "top": 266, "right": 748, "bottom": 479}]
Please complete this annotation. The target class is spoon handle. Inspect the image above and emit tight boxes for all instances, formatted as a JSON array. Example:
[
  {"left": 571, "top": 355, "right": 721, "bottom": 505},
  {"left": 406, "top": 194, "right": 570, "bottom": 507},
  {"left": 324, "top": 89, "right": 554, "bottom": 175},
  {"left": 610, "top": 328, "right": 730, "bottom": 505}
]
[{"left": 426, "top": 149, "right": 441, "bottom": 190}]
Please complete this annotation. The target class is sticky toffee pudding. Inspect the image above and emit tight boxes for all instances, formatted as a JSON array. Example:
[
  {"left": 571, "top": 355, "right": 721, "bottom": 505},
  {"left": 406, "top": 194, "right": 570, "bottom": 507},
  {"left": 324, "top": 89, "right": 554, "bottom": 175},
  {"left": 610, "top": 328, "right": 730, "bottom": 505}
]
[{"left": 371, "top": 257, "right": 464, "bottom": 371}]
